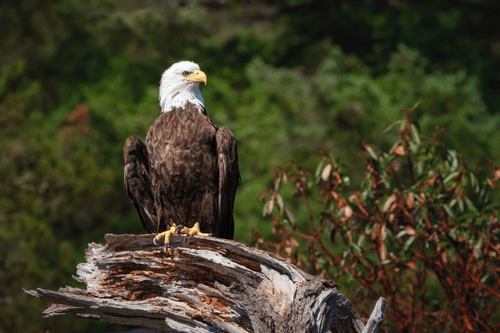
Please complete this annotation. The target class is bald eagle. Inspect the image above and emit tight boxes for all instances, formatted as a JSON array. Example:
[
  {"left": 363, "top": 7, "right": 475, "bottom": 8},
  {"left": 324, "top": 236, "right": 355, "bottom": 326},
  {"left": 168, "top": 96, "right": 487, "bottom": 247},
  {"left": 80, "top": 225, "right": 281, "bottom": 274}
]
[{"left": 123, "top": 61, "right": 240, "bottom": 246}]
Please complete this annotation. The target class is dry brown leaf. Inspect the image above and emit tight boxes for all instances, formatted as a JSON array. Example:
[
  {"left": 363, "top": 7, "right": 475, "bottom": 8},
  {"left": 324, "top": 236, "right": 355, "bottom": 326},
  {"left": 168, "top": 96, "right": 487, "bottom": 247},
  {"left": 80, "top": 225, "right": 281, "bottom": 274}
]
[
  {"left": 380, "top": 223, "right": 387, "bottom": 241},
  {"left": 335, "top": 171, "right": 342, "bottom": 182},
  {"left": 321, "top": 163, "right": 332, "bottom": 181},
  {"left": 405, "top": 225, "right": 416, "bottom": 236},
  {"left": 406, "top": 193, "right": 415, "bottom": 209},
  {"left": 493, "top": 166, "right": 500, "bottom": 181},
  {"left": 341, "top": 205, "right": 353, "bottom": 218},
  {"left": 378, "top": 242, "right": 387, "bottom": 260},
  {"left": 348, "top": 192, "right": 359, "bottom": 204},
  {"left": 394, "top": 146, "right": 406, "bottom": 156},
  {"left": 383, "top": 194, "right": 397, "bottom": 212},
  {"left": 442, "top": 252, "right": 448, "bottom": 264}
]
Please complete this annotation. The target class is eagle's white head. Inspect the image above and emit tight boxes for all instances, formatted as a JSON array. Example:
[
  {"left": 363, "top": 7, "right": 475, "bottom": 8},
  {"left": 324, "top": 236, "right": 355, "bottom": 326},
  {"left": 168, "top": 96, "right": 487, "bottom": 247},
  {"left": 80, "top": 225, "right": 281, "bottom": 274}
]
[{"left": 159, "top": 61, "right": 207, "bottom": 113}]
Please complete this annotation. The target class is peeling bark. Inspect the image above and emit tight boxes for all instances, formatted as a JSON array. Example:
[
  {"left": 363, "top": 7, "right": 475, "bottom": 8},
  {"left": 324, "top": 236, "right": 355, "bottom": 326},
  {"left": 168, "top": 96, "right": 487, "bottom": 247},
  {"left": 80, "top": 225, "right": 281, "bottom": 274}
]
[{"left": 25, "top": 234, "right": 386, "bottom": 332}]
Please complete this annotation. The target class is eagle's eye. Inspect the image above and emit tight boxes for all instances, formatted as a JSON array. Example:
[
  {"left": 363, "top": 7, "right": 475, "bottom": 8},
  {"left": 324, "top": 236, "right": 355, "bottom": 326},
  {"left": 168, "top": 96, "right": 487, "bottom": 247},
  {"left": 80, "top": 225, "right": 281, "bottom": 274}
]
[{"left": 182, "top": 71, "right": 190, "bottom": 77}]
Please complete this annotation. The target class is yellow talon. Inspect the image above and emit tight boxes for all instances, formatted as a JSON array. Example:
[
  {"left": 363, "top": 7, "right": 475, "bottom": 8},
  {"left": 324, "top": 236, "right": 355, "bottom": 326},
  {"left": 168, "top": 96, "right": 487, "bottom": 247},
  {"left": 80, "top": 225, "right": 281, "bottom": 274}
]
[
  {"left": 154, "top": 223, "right": 178, "bottom": 246},
  {"left": 182, "top": 222, "right": 210, "bottom": 238},
  {"left": 153, "top": 222, "right": 210, "bottom": 252}
]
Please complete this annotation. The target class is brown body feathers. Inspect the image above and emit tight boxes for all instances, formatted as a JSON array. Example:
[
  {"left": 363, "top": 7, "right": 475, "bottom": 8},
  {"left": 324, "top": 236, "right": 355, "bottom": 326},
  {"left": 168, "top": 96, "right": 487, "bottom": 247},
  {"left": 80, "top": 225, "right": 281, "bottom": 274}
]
[{"left": 123, "top": 103, "right": 240, "bottom": 239}]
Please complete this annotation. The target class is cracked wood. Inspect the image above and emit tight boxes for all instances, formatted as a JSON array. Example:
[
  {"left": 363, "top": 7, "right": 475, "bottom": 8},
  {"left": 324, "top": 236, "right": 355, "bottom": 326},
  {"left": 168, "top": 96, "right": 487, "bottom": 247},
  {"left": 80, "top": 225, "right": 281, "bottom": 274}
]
[{"left": 25, "top": 233, "right": 386, "bottom": 332}]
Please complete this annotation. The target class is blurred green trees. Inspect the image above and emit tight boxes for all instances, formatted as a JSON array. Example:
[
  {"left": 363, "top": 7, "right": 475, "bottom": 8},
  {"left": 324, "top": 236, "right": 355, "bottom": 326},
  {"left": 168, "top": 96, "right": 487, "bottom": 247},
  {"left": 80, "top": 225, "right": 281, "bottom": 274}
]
[{"left": 1, "top": 0, "right": 498, "bottom": 331}]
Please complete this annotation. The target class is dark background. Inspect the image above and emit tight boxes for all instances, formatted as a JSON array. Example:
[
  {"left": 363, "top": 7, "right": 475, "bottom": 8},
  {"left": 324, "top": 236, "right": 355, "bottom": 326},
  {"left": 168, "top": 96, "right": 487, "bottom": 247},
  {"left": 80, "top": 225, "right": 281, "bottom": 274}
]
[{"left": 1, "top": 0, "right": 499, "bottom": 331}]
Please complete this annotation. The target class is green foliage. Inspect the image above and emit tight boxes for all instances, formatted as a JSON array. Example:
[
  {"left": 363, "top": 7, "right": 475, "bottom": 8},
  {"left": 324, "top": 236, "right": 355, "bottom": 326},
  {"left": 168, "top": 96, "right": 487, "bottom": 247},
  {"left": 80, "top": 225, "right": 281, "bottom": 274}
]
[
  {"left": 260, "top": 108, "right": 500, "bottom": 332},
  {"left": 1, "top": 0, "right": 499, "bottom": 331}
]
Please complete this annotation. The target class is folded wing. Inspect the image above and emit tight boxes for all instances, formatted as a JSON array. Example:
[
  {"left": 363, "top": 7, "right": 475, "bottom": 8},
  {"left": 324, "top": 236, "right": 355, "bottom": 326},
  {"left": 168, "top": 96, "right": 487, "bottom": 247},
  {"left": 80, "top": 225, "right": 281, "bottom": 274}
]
[
  {"left": 123, "top": 136, "right": 157, "bottom": 233},
  {"left": 216, "top": 127, "right": 241, "bottom": 240}
]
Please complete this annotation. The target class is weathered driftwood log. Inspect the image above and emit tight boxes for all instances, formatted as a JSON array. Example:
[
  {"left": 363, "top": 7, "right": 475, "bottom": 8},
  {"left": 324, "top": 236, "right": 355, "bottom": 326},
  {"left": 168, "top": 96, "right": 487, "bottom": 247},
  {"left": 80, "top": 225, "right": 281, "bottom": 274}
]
[{"left": 25, "top": 234, "right": 386, "bottom": 332}]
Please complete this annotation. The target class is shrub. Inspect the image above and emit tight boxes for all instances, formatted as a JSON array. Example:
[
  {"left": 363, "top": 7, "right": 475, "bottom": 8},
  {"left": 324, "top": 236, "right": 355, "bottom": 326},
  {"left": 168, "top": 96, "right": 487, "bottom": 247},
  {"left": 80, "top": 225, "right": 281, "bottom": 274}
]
[{"left": 258, "top": 104, "right": 500, "bottom": 332}]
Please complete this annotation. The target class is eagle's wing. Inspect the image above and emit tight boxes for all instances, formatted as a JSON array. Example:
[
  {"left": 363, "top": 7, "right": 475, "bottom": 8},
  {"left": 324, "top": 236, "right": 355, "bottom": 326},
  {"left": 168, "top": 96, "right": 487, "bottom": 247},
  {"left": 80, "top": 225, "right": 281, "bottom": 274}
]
[
  {"left": 215, "top": 127, "right": 241, "bottom": 240},
  {"left": 123, "top": 136, "right": 157, "bottom": 233}
]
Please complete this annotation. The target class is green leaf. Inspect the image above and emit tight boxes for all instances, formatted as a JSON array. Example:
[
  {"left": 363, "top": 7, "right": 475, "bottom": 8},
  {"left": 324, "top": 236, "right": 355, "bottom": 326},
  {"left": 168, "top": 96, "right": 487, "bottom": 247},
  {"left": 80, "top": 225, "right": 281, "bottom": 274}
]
[
  {"left": 456, "top": 211, "right": 479, "bottom": 222},
  {"left": 389, "top": 140, "right": 401, "bottom": 154},
  {"left": 447, "top": 150, "right": 459, "bottom": 171},
  {"left": 399, "top": 120, "right": 406, "bottom": 131},
  {"left": 262, "top": 201, "right": 271, "bottom": 217},
  {"left": 315, "top": 159, "right": 325, "bottom": 179},
  {"left": 415, "top": 206, "right": 428, "bottom": 222},
  {"left": 460, "top": 228, "right": 471, "bottom": 240},
  {"left": 410, "top": 124, "right": 421, "bottom": 145},
  {"left": 349, "top": 242, "right": 361, "bottom": 253},
  {"left": 365, "top": 145, "right": 378, "bottom": 160},
  {"left": 274, "top": 176, "right": 281, "bottom": 191},
  {"left": 410, "top": 99, "right": 422, "bottom": 111},
  {"left": 365, "top": 254, "right": 380, "bottom": 265},
  {"left": 449, "top": 227, "right": 458, "bottom": 240},
  {"left": 284, "top": 208, "right": 296, "bottom": 224},
  {"left": 481, "top": 203, "right": 498, "bottom": 213},
  {"left": 479, "top": 188, "right": 486, "bottom": 202},
  {"left": 402, "top": 236, "right": 415, "bottom": 252},
  {"left": 449, "top": 198, "right": 458, "bottom": 208},
  {"left": 469, "top": 172, "right": 477, "bottom": 192},
  {"left": 378, "top": 194, "right": 391, "bottom": 212},
  {"left": 443, "top": 171, "right": 459, "bottom": 184},
  {"left": 357, "top": 235, "right": 366, "bottom": 247},
  {"left": 464, "top": 197, "right": 478, "bottom": 213},
  {"left": 276, "top": 194, "right": 284, "bottom": 214},
  {"left": 382, "top": 120, "right": 404, "bottom": 134},
  {"left": 442, "top": 204, "right": 455, "bottom": 218},
  {"left": 416, "top": 160, "right": 424, "bottom": 177},
  {"left": 458, "top": 198, "right": 464, "bottom": 213},
  {"left": 396, "top": 230, "right": 407, "bottom": 238},
  {"left": 409, "top": 141, "right": 418, "bottom": 154}
]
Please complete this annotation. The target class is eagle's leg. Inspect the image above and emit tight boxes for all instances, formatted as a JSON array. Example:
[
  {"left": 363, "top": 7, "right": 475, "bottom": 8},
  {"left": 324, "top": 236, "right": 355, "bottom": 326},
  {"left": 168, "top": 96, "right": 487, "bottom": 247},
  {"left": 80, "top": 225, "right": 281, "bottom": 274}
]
[{"left": 153, "top": 223, "right": 179, "bottom": 249}]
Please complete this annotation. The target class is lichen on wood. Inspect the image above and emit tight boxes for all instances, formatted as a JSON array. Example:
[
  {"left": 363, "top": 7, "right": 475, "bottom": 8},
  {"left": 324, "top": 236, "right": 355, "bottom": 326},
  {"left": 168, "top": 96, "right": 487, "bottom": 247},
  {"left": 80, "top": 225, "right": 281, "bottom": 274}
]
[{"left": 25, "top": 233, "right": 386, "bottom": 332}]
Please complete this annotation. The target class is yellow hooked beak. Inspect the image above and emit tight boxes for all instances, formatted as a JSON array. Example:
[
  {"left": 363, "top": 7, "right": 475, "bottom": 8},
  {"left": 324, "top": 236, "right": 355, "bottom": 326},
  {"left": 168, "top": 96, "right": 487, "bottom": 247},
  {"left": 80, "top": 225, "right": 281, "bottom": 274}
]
[{"left": 184, "top": 69, "right": 207, "bottom": 86}]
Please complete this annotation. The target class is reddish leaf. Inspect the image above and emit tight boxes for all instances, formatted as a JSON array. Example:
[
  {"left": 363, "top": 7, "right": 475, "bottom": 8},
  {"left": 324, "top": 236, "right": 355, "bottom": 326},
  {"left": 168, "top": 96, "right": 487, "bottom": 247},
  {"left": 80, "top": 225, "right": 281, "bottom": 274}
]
[
  {"left": 383, "top": 194, "right": 397, "bottom": 212},
  {"left": 394, "top": 146, "right": 406, "bottom": 156},
  {"left": 405, "top": 225, "right": 416, "bottom": 236},
  {"left": 407, "top": 262, "right": 417, "bottom": 270}
]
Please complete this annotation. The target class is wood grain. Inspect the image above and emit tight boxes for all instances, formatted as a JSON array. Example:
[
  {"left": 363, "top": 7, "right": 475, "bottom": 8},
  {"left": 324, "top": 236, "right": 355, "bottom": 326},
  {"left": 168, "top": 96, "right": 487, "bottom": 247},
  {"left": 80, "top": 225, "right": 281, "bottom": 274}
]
[{"left": 25, "top": 234, "right": 386, "bottom": 332}]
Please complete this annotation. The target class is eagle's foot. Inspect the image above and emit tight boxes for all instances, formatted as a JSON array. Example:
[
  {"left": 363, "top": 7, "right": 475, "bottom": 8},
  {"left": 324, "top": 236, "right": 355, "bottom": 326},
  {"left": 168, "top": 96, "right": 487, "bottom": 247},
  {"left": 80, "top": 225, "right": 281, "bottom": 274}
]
[
  {"left": 177, "top": 222, "right": 211, "bottom": 239},
  {"left": 174, "top": 224, "right": 189, "bottom": 242},
  {"left": 153, "top": 224, "right": 179, "bottom": 250},
  {"left": 153, "top": 222, "right": 211, "bottom": 252}
]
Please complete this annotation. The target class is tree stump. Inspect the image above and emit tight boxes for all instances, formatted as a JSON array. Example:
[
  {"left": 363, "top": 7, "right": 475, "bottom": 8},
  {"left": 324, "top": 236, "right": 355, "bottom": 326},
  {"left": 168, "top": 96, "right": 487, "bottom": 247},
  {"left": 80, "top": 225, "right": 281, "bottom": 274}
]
[{"left": 25, "top": 234, "right": 386, "bottom": 332}]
